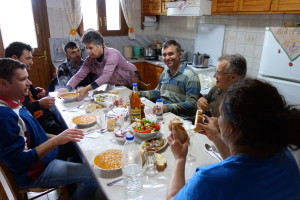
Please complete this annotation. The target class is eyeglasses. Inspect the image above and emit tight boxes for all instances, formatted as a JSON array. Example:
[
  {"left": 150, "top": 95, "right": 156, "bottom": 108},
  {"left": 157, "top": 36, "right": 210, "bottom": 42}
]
[{"left": 214, "top": 70, "right": 234, "bottom": 76}]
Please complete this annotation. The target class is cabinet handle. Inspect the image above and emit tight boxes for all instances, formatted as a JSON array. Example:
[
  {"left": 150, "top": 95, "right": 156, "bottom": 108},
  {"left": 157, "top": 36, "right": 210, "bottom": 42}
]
[{"left": 38, "top": 50, "right": 47, "bottom": 62}]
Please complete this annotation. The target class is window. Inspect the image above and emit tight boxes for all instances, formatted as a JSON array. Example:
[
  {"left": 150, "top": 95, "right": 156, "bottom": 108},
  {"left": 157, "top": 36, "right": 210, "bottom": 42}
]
[
  {"left": 81, "top": 0, "right": 128, "bottom": 36},
  {"left": 0, "top": 0, "right": 38, "bottom": 48}
]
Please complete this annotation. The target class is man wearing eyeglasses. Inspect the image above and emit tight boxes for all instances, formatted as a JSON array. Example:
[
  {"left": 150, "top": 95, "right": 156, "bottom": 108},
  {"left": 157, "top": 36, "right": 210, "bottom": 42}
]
[
  {"left": 197, "top": 54, "right": 247, "bottom": 117},
  {"left": 56, "top": 41, "right": 94, "bottom": 88}
]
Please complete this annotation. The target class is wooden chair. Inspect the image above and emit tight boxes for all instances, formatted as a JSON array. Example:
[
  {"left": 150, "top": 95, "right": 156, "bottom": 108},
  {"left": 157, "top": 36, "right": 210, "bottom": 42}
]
[
  {"left": 134, "top": 71, "right": 151, "bottom": 91},
  {"left": 0, "top": 162, "right": 69, "bottom": 200}
]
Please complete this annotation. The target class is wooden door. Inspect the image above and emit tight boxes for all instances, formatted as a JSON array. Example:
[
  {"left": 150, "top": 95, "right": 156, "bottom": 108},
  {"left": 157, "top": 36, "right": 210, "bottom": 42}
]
[
  {"left": 0, "top": 0, "right": 53, "bottom": 90},
  {"left": 212, "top": 0, "right": 239, "bottom": 14},
  {"left": 238, "top": 0, "right": 271, "bottom": 12},
  {"left": 271, "top": 0, "right": 300, "bottom": 12}
]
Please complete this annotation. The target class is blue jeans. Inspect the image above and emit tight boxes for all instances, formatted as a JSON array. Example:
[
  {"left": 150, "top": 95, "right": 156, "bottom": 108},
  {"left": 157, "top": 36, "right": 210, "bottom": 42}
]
[{"left": 26, "top": 159, "right": 99, "bottom": 200}]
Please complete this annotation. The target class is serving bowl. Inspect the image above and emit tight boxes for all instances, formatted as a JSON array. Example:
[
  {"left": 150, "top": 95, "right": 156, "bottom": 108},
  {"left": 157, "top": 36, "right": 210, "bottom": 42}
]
[
  {"left": 93, "top": 149, "right": 122, "bottom": 173},
  {"left": 140, "top": 137, "right": 168, "bottom": 152},
  {"left": 58, "top": 92, "right": 79, "bottom": 101},
  {"left": 130, "top": 122, "right": 160, "bottom": 139},
  {"left": 71, "top": 114, "right": 97, "bottom": 128}
]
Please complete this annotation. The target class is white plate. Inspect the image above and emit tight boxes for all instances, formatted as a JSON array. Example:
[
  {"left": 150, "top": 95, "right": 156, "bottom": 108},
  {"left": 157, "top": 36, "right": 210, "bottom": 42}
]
[
  {"left": 94, "top": 93, "right": 118, "bottom": 106},
  {"left": 58, "top": 92, "right": 78, "bottom": 101},
  {"left": 140, "top": 137, "right": 168, "bottom": 152}
]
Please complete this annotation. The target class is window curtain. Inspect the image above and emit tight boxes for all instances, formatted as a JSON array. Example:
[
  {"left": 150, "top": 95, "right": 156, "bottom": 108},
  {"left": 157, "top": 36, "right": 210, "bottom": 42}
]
[
  {"left": 63, "top": 0, "right": 82, "bottom": 40},
  {"left": 119, "top": 0, "right": 135, "bottom": 40}
]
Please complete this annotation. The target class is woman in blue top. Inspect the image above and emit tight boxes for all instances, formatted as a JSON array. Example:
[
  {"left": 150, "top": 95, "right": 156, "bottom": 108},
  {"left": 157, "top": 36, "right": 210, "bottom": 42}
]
[{"left": 167, "top": 78, "right": 300, "bottom": 200}]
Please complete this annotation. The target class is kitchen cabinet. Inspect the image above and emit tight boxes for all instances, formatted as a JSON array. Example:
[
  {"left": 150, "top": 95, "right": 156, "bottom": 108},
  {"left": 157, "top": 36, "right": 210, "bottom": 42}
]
[
  {"left": 212, "top": 0, "right": 300, "bottom": 14},
  {"left": 142, "top": 0, "right": 162, "bottom": 15},
  {"left": 271, "top": 0, "right": 300, "bottom": 12},
  {"left": 133, "top": 62, "right": 164, "bottom": 90}
]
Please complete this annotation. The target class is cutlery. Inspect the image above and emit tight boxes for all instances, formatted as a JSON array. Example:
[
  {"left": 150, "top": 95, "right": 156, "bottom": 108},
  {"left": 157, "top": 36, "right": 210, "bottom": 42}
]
[
  {"left": 107, "top": 177, "right": 123, "bottom": 186},
  {"left": 205, "top": 144, "right": 222, "bottom": 161},
  {"left": 62, "top": 104, "right": 83, "bottom": 111}
]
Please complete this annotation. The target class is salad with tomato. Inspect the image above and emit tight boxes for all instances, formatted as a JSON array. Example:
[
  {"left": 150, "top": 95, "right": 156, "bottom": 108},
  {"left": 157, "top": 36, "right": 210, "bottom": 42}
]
[{"left": 133, "top": 119, "right": 160, "bottom": 134}]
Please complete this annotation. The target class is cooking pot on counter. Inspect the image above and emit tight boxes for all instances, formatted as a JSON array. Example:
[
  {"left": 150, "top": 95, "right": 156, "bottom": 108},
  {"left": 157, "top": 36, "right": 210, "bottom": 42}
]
[
  {"left": 192, "top": 53, "right": 210, "bottom": 68},
  {"left": 144, "top": 46, "right": 156, "bottom": 57}
]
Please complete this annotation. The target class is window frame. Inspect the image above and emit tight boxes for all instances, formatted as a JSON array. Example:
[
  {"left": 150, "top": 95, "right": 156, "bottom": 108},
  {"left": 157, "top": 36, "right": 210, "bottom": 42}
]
[{"left": 78, "top": 0, "right": 128, "bottom": 37}]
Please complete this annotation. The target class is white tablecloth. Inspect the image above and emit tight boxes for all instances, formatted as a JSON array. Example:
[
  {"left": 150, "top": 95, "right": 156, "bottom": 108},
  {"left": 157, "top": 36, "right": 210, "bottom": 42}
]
[{"left": 51, "top": 86, "right": 218, "bottom": 200}]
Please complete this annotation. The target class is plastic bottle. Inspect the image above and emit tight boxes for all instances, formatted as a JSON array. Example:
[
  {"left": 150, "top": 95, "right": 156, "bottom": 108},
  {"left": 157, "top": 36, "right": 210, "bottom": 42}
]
[
  {"left": 155, "top": 99, "right": 163, "bottom": 120},
  {"left": 130, "top": 83, "right": 141, "bottom": 123},
  {"left": 121, "top": 134, "right": 143, "bottom": 200}
]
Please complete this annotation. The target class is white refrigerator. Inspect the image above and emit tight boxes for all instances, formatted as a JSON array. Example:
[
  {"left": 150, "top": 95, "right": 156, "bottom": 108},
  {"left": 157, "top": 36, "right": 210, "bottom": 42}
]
[{"left": 258, "top": 27, "right": 300, "bottom": 108}]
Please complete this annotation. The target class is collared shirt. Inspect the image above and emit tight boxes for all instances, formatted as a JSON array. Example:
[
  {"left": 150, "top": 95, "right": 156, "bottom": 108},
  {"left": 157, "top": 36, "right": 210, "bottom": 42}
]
[
  {"left": 56, "top": 59, "right": 84, "bottom": 88},
  {"left": 203, "top": 86, "right": 223, "bottom": 117},
  {"left": 140, "top": 62, "right": 201, "bottom": 121},
  {"left": 67, "top": 47, "right": 137, "bottom": 89}
]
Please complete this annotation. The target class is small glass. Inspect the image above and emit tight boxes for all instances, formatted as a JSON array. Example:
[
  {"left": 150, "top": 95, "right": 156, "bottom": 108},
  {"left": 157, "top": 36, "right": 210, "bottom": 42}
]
[
  {"left": 115, "top": 107, "right": 125, "bottom": 131},
  {"left": 145, "top": 151, "right": 156, "bottom": 176},
  {"left": 183, "top": 121, "right": 195, "bottom": 162}
]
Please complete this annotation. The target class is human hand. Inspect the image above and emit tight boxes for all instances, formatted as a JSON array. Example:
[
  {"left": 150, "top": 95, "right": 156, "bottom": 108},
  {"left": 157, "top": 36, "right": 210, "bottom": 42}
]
[
  {"left": 36, "top": 87, "right": 46, "bottom": 99},
  {"left": 76, "top": 87, "right": 88, "bottom": 101},
  {"left": 196, "top": 115, "right": 221, "bottom": 142},
  {"left": 39, "top": 96, "right": 55, "bottom": 109},
  {"left": 197, "top": 97, "right": 209, "bottom": 112},
  {"left": 167, "top": 125, "right": 189, "bottom": 160},
  {"left": 57, "top": 88, "right": 69, "bottom": 94},
  {"left": 53, "top": 129, "right": 84, "bottom": 145}
]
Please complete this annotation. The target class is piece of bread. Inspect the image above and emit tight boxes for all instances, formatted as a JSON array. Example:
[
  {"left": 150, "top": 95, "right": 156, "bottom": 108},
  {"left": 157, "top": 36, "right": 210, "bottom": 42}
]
[
  {"left": 168, "top": 118, "right": 188, "bottom": 143},
  {"left": 85, "top": 103, "right": 103, "bottom": 113},
  {"left": 108, "top": 90, "right": 119, "bottom": 94},
  {"left": 155, "top": 153, "right": 167, "bottom": 171},
  {"left": 106, "top": 118, "right": 116, "bottom": 131},
  {"left": 194, "top": 110, "right": 204, "bottom": 133}
]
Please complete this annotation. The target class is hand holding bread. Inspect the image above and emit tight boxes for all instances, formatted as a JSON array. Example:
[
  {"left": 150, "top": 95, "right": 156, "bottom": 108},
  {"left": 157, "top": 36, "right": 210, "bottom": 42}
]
[
  {"left": 168, "top": 118, "right": 188, "bottom": 143},
  {"left": 193, "top": 109, "right": 204, "bottom": 133}
]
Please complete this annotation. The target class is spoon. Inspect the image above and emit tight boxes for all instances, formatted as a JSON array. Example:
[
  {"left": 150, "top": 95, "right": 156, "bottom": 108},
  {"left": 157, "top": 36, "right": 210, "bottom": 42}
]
[{"left": 205, "top": 144, "right": 222, "bottom": 161}]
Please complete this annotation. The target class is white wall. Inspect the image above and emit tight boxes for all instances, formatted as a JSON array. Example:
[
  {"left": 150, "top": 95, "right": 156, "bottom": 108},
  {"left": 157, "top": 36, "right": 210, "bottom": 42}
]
[{"left": 46, "top": 0, "right": 300, "bottom": 78}]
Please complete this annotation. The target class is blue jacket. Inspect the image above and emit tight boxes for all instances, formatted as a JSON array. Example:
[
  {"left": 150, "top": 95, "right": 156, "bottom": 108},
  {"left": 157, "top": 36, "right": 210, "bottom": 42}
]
[{"left": 0, "top": 97, "right": 57, "bottom": 187}]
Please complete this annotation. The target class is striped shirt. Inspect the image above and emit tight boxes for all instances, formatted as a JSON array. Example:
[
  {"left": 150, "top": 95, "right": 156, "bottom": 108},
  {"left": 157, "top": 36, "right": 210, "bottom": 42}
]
[
  {"left": 140, "top": 62, "right": 201, "bottom": 121},
  {"left": 67, "top": 47, "right": 137, "bottom": 89}
]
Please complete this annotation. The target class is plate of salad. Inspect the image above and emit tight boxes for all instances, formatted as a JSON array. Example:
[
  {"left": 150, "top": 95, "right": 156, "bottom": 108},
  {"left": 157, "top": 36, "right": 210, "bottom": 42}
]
[{"left": 131, "top": 119, "right": 161, "bottom": 139}]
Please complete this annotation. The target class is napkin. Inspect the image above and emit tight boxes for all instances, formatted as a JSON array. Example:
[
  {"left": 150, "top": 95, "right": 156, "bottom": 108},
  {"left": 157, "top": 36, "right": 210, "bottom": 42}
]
[
  {"left": 203, "top": 147, "right": 222, "bottom": 162},
  {"left": 84, "top": 130, "right": 101, "bottom": 138}
]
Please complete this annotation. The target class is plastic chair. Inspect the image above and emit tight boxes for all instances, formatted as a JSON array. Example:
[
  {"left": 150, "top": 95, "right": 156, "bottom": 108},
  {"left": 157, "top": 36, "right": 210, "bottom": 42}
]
[{"left": 0, "top": 162, "right": 69, "bottom": 200}]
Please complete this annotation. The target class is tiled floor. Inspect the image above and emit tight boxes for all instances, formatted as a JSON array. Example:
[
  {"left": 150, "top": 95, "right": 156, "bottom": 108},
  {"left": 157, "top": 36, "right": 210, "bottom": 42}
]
[{"left": 27, "top": 190, "right": 58, "bottom": 200}]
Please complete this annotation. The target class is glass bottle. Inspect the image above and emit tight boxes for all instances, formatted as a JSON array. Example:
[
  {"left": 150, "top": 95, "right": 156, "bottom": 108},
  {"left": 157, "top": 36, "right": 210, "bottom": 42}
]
[{"left": 130, "top": 83, "right": 141, "bottom": 123}]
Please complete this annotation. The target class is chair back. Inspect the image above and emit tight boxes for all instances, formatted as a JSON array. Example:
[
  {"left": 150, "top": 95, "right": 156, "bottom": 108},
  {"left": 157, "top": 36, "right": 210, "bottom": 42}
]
[
  {"left": 0, "top": 162, "right": 23, "bottom": 199},
  {"left": 0, "top": 162, "right": 69, "bottom": 200}
]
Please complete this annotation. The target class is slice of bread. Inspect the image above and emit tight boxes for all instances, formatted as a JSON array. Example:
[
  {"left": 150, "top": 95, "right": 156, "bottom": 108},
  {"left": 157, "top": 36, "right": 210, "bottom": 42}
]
[
  {"left": 168, "top": 118, "right": 188, "bottom": 143},
  {"left": 155, "top": 153, "right": 167, "bottom": 171},
  {"left": 194, "top": 110, "right": 204, "bottom": 133}
]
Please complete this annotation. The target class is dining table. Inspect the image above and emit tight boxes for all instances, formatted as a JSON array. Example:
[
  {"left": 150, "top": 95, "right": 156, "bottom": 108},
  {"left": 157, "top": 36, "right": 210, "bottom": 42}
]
[{"left": 51, "top": 86, "right": 220, "bottom": 200}]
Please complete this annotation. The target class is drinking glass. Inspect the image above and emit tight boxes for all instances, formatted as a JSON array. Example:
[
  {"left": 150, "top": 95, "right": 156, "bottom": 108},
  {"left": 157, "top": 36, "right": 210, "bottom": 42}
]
[
  {"left": 145, "top": 151, "right": 156, "bottom": 176},
  {"left": 183, "top": 121, "right": 195, "bottom": 162},
  {"left": 115, "top": 107, "right": 125, "bottom": 131}
]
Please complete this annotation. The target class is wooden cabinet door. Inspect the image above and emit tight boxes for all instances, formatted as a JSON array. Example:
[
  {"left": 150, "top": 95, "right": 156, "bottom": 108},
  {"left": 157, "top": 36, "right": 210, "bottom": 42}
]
[
  {"left": 212, "top": 0, "right": 239, "bottom": 13},
  {"left": 238, "top": 0, "right": 271, "bottom": 12},
  {"left": 142, "top": 0, "right": 162, "bottom": 15},
  {"left": 161, "top": 1, "right": 167, "bottom": 15},
  {"left": 133, "top": 62, "right": 145, "bottom": 81},
  {"left": 271, "top": 0, "right": 300, "bottom": 11}
]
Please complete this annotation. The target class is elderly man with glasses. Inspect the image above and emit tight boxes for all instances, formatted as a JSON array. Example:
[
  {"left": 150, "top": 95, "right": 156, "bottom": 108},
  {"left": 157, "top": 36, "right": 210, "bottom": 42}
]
[{"left": 197, "top": 54, "right": 247, "bottom": 117}]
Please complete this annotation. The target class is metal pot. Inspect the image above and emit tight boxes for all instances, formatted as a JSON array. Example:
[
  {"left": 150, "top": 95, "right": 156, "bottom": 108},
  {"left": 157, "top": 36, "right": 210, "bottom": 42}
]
[
  {"left": 192, "top": 53, "right": 210, "bottom": 68},
  {"left": 143, "top": 46, "right": 156, "bottom": 57}
]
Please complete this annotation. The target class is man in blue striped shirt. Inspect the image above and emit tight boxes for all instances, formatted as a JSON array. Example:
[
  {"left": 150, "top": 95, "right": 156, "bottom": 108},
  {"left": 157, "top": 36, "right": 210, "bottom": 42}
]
[{"left": 140, "top": 40, "right": 200, "bottom": 121}]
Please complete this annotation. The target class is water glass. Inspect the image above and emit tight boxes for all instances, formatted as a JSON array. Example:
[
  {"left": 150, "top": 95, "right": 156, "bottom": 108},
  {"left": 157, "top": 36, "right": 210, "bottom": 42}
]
[{"left": 145, "top": 151, "right": 156, "bottom": 176}]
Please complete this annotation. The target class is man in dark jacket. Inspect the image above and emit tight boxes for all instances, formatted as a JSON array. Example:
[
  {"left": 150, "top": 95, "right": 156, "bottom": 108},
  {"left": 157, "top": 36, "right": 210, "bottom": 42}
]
[{"left": 5, "top": 41, "right": 65, "bottom": 134}]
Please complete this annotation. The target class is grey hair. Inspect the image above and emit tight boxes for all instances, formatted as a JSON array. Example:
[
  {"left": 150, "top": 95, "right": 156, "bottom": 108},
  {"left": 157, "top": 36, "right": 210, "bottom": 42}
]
[
  {"left": 162, "top": 40, "right": 182, "bottom": 54},
  {"left": 218, "top": 54, "right": 247, "bottom": 77},
  {"left": 81, "top": 30, "right": 104, "bottom": 46}
]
